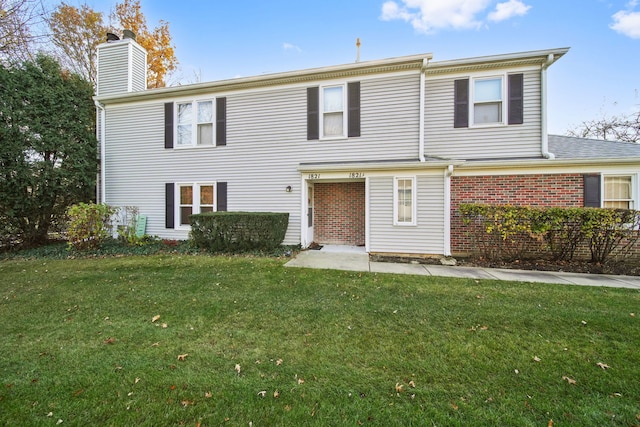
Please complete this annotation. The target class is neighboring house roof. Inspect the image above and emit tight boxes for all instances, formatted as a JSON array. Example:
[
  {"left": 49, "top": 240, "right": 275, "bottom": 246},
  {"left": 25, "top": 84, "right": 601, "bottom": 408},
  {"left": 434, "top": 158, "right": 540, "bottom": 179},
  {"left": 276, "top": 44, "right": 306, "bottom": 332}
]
[{"left": 549, "top": 134, "right": 640, "bottom": 160}]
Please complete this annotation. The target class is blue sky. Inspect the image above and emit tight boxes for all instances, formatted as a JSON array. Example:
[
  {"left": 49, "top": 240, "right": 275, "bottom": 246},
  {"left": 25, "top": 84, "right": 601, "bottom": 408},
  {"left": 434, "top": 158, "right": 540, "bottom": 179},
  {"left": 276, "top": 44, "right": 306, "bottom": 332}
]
[{"left": 79, "top": 0, "right": 639, "bottom": 135}]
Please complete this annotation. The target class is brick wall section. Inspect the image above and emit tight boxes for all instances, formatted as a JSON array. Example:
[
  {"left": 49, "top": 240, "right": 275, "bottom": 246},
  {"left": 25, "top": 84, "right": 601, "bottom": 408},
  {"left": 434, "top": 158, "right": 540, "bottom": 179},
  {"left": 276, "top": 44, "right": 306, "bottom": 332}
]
[
  {"left": 314, "top": 182, "right": 365, "bottom": 246},
  {"left": 451, "top": 174, "right": 584, "bottom": 255}
]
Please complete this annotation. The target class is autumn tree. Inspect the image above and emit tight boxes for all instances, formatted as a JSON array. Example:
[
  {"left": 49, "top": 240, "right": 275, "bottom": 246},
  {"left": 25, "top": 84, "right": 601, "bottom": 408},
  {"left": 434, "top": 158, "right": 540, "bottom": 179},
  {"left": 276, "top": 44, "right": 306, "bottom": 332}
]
[
  {"left": 49, "top": 3, "right": 105, "bottom": 87},
  {"left": 48, "top": 0, "right": 177, "bottom": 89},
  {"left": 0, "top": 55, "right": 97, "bottom": 246},
  {"left": 568, "top": 111, "right": 640, "bottom": 143},
  {"left": 0, "top": 0, "right": 47, "bottom": 63}
]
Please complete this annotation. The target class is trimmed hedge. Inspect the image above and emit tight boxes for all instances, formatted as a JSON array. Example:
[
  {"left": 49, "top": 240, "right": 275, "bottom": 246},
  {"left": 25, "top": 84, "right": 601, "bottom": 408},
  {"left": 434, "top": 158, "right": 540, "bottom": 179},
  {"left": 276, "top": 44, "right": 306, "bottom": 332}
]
[
  {"left": 190, "top": 212, "right": 289, "bottom": 252},
  {"left": 459, "top": 204, "right": 640, "bottom": 264}
]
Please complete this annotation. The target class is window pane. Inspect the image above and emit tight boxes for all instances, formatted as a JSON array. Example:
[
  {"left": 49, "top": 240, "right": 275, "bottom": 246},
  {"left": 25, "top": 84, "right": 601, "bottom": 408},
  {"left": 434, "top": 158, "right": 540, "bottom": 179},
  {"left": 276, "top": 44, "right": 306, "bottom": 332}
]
[
  {"left": 180, "top": 186, "right": 193, "bottom": 204},
  {"left": 200, "top": 206, "right": 213, "bottom": 213},
  {"left": 200, "top": 185, "right": 214, "bottom": 205},
  {"left": 197, "top": 123, "right": 213, "bottom": 145},
  {"left": 604, "top": 201, "right": 630, "bottom": 209},
  {"left": 323, "top": 112, "right": 343, "bottom": 137},
  {"left": 475, "top": 78, "right": 501, "bottom": 102},
  {"left": 177, "top": 103, "right": 192, "bottom": 124},
  {"left": 177, "top": 124, "right": 192, "bottom": 146},
  {"left": 197, "top": 101, "right": 213, "bottom": 123},
  {"left": 605, "top": 176, "right": 631, "bottom": 200},
  {"left": 474, "top": 103, "right": 502, "bottom": 124},
  {"left": 180, "top": 207, "right": 192, "bottom": 225},
  {"left": 323, "top": 87, "right": 343, "bottom": 112},
  {"left": 397, "top": 179, "right": 413, "bottom": 223}
]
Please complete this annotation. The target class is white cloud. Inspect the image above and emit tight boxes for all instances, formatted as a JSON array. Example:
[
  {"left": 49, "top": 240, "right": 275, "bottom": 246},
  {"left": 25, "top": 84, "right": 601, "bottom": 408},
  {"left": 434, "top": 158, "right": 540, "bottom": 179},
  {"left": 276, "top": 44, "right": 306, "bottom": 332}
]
[
  {"left": 488, "top": 0, "right": 531, "bottom": 22},
  {"left": 283, "top": 42, "right": 302, "bottom": 52},
  {"left": 611, "top": 9, "right": 640, "bottom": 38},
  {"left": 380, "top": 0, "right": 530, "bottom": 33}
]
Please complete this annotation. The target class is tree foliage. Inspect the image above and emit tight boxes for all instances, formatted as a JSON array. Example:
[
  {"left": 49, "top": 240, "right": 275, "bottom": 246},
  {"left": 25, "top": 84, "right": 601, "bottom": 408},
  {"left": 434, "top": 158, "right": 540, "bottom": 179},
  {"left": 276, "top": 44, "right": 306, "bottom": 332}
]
[
  {"left": 0, "top": 0, "right": 47, "bottom": 63},
  {"left": 568, "top": 111, "right": 640, "bottom": 143},
  {"left": 49, "top": 0, "right": 177, "bottom": 89},
  {"left": 0, "top": 55, "right": 97, "bottom": 246}
]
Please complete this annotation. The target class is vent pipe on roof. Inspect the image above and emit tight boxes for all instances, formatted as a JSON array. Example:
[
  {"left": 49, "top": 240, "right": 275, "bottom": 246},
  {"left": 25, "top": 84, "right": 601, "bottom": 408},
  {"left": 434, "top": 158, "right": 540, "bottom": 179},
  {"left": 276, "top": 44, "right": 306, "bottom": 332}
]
[
  {"left": 106, "top": 32, "right": 120, "bottom": 42},
  {"left": 356, "top": 38, "right": 361, "bottom": 63}
]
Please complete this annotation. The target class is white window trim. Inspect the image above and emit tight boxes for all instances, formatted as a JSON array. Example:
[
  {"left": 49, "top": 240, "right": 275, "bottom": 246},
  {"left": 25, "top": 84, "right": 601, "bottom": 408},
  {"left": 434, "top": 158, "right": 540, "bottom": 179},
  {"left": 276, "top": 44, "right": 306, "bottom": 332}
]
[
  {"left": 319, "top": 83, "right": 348, "bottom": 140},
  {"left": 602, "top": 173, "right": 637, "bottom": 209},
  {"left": 469, "top": 73, "right": 507, "bottom": 128},
  {"left": 175, "top": 182, "right": 217, "bottom": 229},
  {"left": 393, "top": 176, "right": 417, "bottom": 226},
  {"left": 174, "top": 99, "right": 216, "bottom": 148}
]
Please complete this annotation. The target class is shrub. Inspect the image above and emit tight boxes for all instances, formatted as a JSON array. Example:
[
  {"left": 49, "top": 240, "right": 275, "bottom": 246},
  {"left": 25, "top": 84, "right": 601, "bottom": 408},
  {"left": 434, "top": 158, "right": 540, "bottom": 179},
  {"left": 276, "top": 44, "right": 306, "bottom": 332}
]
[
  {"left": 190, "top": 212, "right": 289, "bottom": 252},
  {"left": 66, "top": 203, "right": 116, "bottom": 250}
]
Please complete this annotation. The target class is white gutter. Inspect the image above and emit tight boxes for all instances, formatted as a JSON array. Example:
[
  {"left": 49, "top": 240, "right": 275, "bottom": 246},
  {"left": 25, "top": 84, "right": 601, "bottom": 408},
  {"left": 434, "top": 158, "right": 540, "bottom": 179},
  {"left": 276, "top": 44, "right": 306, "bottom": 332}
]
[
  {"left": 541, "top": 53, "right": 555, "bottom": 159},
  {"left": 419, "top": 58, "right": 429, "bottom": 162},
  {"left": 94, "top": 100, "right": 106, "bottom": 204}
]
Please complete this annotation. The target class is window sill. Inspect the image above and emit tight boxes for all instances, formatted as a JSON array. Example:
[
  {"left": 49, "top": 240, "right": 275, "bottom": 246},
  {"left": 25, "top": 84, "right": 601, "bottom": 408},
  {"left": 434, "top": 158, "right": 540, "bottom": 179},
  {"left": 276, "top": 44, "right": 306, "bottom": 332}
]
[{"left": 319, "top": 136, "right": 349, "bottom": 142}]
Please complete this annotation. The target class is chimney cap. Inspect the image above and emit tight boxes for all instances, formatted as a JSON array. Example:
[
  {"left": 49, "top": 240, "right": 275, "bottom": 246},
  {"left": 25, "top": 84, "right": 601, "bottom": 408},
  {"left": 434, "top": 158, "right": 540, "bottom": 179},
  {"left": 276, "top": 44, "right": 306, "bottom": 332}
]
[
  {"left": 106, "top": 32, "right": 120, "bottom": 42},
  {"left": 122, "top": 29, "right": 136, "bottom": 41}
]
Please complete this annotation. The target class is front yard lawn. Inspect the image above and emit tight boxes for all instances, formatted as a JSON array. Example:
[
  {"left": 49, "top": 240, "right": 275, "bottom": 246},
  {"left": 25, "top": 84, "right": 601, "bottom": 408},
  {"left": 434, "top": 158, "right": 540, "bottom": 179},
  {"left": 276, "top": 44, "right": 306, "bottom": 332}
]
[{"left": 1, "top": 255, "right": 638, "bottom": 426}]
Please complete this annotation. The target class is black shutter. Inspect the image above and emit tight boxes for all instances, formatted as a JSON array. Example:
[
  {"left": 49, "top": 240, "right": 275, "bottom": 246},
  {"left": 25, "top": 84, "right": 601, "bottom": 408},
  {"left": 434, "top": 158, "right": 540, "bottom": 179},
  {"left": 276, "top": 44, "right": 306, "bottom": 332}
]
[
  {"left": 217, "top": 182, "right": 227, "bottom": 212},
  {"left": 453, "top": 79, "right": 469, "bottom": 128},
  {"left": 347, "top": 81, "right": 361, "bottom": 137},
  {"left": 583, "top": 174, "right": 601, "bottom": 208},
  {"left": 164, "top": 102, "right": 173, "bottom": 148},
  {"left": 165, "top": 183, "right": 175, "bottom": 228},
  {"left": 508, "top": 73, "right": 524, "bottom": 125},
  {"left": 216, "top": 97, "right": 227, "bottom": 146},
  {"left": 307, "top": 87, "right": 319, "bottom": 140}
]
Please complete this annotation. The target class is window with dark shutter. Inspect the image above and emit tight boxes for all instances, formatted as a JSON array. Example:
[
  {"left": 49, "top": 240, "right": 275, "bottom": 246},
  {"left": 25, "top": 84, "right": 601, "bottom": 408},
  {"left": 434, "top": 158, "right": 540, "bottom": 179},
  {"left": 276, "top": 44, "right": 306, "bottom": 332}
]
[
  {"left": 508, "top": 73, "right": 524, "bottom": 125},
  {"left": 164, "top": 102, "right": 173, "bottom": 148},
  {"left": 216, "top": 97, "right": 226, "bottom": 146},
  {"left": 216, "top": 182, "right": 227, "bottom": 212},
  {"left": 454, "top": 79, "right": 469, "bottom": 128},
  {"left": 307, "top": 87, "right": 319, "bottom": 140},
  {"left": 583, "top": 174, "right": 601, "bottom": 207},
  {"left": 165, "top": 183, "right": 175, "bottom": 228},
  {"left": 347, "top": 82, "right": 361, "bottom": 137}
]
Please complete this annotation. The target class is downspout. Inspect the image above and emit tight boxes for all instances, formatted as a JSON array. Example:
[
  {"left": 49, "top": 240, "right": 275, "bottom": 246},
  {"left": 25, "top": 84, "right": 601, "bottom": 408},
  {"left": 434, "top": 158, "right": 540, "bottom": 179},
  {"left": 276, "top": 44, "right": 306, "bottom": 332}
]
[
  {"left": 443, "top": 164, "right": 454, "bottom": 257},
  {"left": 94, "top": 100, "right": 106, "bottom": 204},
  {"left": 541, "top": 53, "right": 555, "bottom": 160},
  {"left": 418, "top": 57, "right": 429, "bottom": 162}
]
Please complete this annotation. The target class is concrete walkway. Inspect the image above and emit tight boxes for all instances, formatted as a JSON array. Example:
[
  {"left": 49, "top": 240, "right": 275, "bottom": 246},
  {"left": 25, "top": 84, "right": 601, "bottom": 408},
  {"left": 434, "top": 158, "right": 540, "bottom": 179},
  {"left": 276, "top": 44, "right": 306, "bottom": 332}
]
[{"left": 284, "top": 249, "right": 640, "bottom": 290}]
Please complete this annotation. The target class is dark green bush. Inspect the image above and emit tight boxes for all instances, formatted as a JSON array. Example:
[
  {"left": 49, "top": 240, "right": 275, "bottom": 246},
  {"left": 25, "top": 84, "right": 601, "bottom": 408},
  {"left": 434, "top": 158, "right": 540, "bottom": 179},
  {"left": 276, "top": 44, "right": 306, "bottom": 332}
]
[{"left": 190, "top": 212, "right": 289, "bottom": 252}]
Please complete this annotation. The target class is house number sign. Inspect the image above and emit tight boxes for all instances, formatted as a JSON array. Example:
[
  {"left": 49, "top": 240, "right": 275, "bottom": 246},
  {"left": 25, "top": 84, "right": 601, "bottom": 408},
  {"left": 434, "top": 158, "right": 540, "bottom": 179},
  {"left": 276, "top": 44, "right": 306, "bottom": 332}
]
[{"left": 348, "top": 172, "right": 365, "bottom": 178}]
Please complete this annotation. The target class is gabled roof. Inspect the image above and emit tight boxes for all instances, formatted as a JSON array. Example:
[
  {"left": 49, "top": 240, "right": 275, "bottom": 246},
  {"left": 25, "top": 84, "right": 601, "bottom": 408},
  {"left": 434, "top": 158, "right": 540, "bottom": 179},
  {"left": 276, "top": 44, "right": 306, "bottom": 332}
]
[{"left": 549, "top": 134, "right": 640, "bottom": 160}]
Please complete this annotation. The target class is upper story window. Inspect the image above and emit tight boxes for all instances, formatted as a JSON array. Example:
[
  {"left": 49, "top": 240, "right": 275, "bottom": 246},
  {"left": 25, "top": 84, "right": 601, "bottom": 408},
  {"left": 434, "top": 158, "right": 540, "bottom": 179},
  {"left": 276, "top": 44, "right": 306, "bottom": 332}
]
[
  {"left": 393, "top": 177, "right": 416, "bottom": 226},
  {"left": 321, "top": 85, "right": 346, "bottom": 138},
  {"left": 454, "top": 73, "right": 523, "bottom": 128},
  {"left": 473, "top": 77, "right": 503, "bottom": 125},
  {"left": 164, "top": 98, "right": 226, "bottom": 149},
  {"left": 604, "top": 175, "right": 634, "bottom": 209},
  {"left": 307, "top": 82, "right": 360, "bottom": 140}
]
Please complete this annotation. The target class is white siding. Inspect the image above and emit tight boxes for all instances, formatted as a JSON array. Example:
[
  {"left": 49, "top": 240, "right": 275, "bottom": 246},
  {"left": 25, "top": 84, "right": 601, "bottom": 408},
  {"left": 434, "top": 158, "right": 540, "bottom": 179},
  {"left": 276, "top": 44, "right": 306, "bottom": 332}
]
[
  {"left": 131, "top": 45, "right": 146, "bottom": 92},
  {"left": 97, "top": 43, "right": 130, "bottom": 96},
  {"left": 103, "top": 71, "right": 422, "bottom": 243},
  {"left": 424, "top": 69, "right": 542, "bottom": 159},
  {"left": 369, "top": 174, "right": 445, "bottom": 254}
]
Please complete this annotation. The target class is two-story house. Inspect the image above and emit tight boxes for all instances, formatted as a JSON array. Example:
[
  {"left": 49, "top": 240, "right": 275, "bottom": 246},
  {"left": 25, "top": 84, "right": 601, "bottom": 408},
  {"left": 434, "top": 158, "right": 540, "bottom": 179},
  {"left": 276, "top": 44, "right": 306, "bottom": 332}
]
[{"left": 95, "top": 34, "right": 640, "bottom": 257}]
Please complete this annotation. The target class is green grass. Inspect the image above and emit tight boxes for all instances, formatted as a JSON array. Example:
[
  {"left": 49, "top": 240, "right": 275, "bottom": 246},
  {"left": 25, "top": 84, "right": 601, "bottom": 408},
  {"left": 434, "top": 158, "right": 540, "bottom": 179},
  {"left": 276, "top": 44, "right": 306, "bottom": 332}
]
[{"left": 1, "top": 255, "right": 639, "bottom": 426}]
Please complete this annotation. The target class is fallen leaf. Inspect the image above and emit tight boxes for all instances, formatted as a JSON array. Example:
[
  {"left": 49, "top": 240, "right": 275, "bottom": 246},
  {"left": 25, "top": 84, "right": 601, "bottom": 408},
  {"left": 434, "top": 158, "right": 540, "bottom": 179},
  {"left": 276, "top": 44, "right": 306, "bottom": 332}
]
[
  {"left": 533, "top": 356, "right": 541, "bottom": 362},
  {"left": 630, "top": 313, "right": 635, "bottom": 317},
  {"left": 395, "top": 383, "right": 404, "bottom": 393},
  {"left": 205, "top": 391, "right": 212, "bottom": 398},
  {"left": 276, "top": 359, "right": 283, "bottom": 366},
  {"left": 161, "top": 323, "right": 168, "bottom": 329},
  {"left": 596, "top": 362, "right": 610, "bottom": 369},
  {"left": 480, "top": 325, "right": 488, "bottom": 330},
  {"left": 177, "top": 354, "right": 188, "bottom": 361},
  {"left": 257, "top": 391, "right": 266, "bottom": 398},
  {"left": 103, "top": 337, "right": 116, "bottom": 345},
  {"left": 47, "top": 412, "right": 53, "bottom": 417},
  {"left": 235, "top": 364, "right": 241, "bottom": 374},
  {"left": 548, "top": 419, "right": 554, "bottom": 427},
  {"left": 562, "top": 375, "right": 577, "bottom": 385},
  {"left": 273, "top": 390, "right": 280, "bottom": 398},
  {"left": 408, "top": 380, "right": 416, "bottom": 388},
  {"left": 134, "top": 378, "right": 140, "bottom": 384},
  {"left": 581, "top": 320, "right": 587, "bottom": 325},
  {"left": 180, "top": 400, "right": 193, "bottom": 407},
  {"left": 450, "top": 402, "right": 458, "bottom": 410},
  {"left": 57, "top": 419, "right": 63, "bottom": 425},
  {"left": 298, "top": 378, "right": 305, "bottom": 385},
  {"left": 151, "top": 315, "right": 160, "bottom": 323},
  {"left": 285, "top": 405, "right": 292, "bottom": 411},
  {"left": 151, "top": 342, "right": 160, "bottom": 347},
  {"left": 514, "top": 369, "right": 519, "bottom": 375}
]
